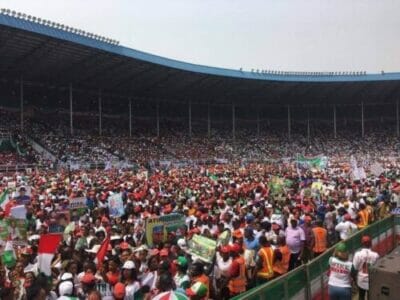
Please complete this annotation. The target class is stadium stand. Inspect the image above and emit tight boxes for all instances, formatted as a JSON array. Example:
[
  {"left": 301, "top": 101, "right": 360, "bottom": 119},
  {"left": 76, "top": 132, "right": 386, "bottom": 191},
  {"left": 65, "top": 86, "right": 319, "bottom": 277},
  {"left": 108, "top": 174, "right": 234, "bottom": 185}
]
[{"left": 0, "top": 9, "right": 400, "bottom": 300}]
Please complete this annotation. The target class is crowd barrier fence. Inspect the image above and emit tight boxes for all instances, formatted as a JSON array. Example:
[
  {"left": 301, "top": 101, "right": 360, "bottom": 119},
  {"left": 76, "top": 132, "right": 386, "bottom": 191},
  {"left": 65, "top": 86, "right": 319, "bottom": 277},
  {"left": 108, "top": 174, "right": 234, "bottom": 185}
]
[{"left": 233, "top": 215, "right": 399, "bottom": 300}]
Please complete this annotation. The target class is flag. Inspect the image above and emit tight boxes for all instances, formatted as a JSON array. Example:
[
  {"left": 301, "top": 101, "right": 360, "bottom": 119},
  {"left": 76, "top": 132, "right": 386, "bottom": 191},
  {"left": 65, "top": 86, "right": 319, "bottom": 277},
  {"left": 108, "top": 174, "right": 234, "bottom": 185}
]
[
  {"left": 95, "top": 235, "right": 110, "bottom": 268},
  {"left": 38, "top": 234, "right": 62, "bottom": 276},
  {"left": 0, "top": 189, "right": 9, "bottom": 210},
  {"left": 1, "top": 239, "right": 16, "bottom": 268}
]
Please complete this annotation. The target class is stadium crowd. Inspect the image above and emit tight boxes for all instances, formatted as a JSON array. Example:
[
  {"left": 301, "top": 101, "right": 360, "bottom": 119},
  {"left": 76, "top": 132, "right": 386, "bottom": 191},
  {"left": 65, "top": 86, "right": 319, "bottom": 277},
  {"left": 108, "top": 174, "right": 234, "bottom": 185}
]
[
  {"left": 0, "top": 108, "right": 398, "bottom": 299},
  {"left": 0, "top": 153, "right": 397, "bottom": 299}
]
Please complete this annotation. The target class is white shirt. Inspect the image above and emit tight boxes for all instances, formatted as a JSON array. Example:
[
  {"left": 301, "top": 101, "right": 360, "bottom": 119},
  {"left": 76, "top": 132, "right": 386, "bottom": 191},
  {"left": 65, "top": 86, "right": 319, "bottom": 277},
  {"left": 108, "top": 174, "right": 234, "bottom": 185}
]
[
  {"left": 124, "top": 281, "right": 140, "bottom": 300},
  {"left": 335, "top": 221, "right": 358, "bottom": 240},
  {"left": 328, "top": 257, "right": 353, "bottom": 288},
  {"left": 353, "top": 248, "right": 379, "bottom": 290},
  {"left": 216, "top": 253, "right": 232, "bottom": 278}
]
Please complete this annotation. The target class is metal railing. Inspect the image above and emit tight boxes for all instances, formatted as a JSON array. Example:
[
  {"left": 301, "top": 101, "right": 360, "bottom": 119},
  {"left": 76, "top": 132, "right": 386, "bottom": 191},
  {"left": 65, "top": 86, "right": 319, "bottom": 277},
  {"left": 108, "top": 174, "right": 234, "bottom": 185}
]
[{"left": 233, "top": 216, "right": 397, "bottom": 300}]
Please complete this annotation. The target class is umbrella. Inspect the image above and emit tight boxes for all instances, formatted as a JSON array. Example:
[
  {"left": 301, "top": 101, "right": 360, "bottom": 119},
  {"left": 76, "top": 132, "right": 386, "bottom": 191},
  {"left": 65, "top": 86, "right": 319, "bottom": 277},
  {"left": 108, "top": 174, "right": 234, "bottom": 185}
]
[{"left": 153, "top": 291, "right": 188, "bottom": 300}]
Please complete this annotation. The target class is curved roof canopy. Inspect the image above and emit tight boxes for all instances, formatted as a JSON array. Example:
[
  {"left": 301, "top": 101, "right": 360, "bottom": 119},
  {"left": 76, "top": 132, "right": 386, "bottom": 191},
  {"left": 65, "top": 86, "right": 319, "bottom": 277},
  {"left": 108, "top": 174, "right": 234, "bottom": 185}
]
[{"left": 1, "top": 12, "right": 400, "bottom": 105}]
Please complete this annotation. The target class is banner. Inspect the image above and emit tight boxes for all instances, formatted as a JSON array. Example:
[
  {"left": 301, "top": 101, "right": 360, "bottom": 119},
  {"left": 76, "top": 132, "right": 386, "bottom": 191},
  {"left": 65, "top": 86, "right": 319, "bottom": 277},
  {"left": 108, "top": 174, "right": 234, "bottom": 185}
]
[
  {"left": 297, "top": 155, "right": 328, "bottom": 170},
  {"left": 217, "top": 230, "right": 231, "bottom": 246},
  {"left": 8, "top": 218, "right": 27, "bottom": 242},
  {"left": 371, "top": 162, "right": 384, "bottom": 177},
  {"left": 49, "top": 211, "right": 70, "bottom": 233},
  {"left": 145, "top": 213, "right": 185, "bottom": 247},
  {"left": 268, "top": 177, "right": 285, "bottom": 196},
  {"left": 187, "top": 234, "right": 217, "bottom": 263},
  {"left": 108, "top": 193, "right": 124, "bottom": 217},
  {"left": 68, "top": 197, "right": 86, "bottom": 210}
]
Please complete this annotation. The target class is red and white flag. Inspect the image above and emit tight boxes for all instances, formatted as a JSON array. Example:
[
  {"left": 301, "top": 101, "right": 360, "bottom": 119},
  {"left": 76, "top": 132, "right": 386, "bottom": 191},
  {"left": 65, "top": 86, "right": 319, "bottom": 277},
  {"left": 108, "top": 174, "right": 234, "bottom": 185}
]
[{"left": 38, "top": 234, "right": 62, "bottom": 276}]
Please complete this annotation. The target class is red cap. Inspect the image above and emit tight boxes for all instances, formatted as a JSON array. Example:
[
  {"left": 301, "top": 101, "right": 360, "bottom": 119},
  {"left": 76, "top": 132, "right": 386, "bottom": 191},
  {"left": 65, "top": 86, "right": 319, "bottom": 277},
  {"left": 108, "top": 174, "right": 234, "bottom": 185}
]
[
  {"left": 101, "top": 216, "right": 109, "bottom": 224},
  {"left": 361, "top": 235, "right": 371, "bottom": 246},
  {"left": 120, "top": 242, "right": 130, "bottom": 250},
  {"left": 344, "top": 214, "right": 352, "bottom": 221},
  {"left": 80, "top": 272, "right": 96, "bottom": 284},
  {"left": 230, "top": 243, "right": 241, "bottom": 253},
  {"left": 113, "top": 282, "right": 126, "bottom": 298},
  {"left": 304, "top": 216, "right": 312, "bottom": 223},
  {"left": 220, "top": 245, "right": 230, "bottom": 253}
]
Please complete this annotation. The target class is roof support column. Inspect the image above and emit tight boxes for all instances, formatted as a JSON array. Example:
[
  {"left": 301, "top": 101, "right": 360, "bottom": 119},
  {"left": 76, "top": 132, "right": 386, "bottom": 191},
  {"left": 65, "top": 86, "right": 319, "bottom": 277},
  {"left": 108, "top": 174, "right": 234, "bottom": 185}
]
[
  {"left": 69, "top": 84, "right": 73, "bottom": 136},
  {"left": 396, "top": 100, "right": 399, "bottom": 137},
  {"left": 257, "top": 108, "right": 260, "bottom": 136},
  {"left": 361, "top": 101, "right": 364, "bottom": 138},
  {"left": 98, "top": 89, "right": 102, "bottom": 136},
  {"left": 156, "top": 101, "right": 160, "bottom": 138},
  {"left": 287, "top": 105, "right": 291, "bottom": 140},
  {"left": 333, "top": 104, "right": 337, "bottom": 139},
  {"left": 207, "top": 101, "right": 211, "bottom": 138},
  {"left": 188, "top": 99, "right": 192, "bottom": 138},
  {"left": 232, "top": 102, "right": 236, "bottom": 141},
  {"left": 307, "top": 107, "right": 310, "bottom": 144},
  {"left": 20, "top": 76, "right": 24, "bottom": 132},
  {"left": 129, "top": 98, "right": 132, "bottom": 138}
]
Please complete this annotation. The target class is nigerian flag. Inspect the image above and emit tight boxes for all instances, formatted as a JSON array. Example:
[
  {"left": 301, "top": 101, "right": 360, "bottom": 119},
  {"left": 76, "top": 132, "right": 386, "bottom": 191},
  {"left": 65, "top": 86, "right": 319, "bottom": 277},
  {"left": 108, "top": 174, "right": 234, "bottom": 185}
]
[
  {"left": 0, "top": 188, "right": 9, "bottom": 210},
  {"left": 1, "top": 240, "right": 16, "bottom": 268}
]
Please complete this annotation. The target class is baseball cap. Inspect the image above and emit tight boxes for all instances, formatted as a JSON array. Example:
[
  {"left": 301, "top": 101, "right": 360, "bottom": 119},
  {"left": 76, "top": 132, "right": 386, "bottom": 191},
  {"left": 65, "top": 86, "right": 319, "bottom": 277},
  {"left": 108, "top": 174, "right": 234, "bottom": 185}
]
[
  {"left": 361, "top": 235, "right": 372, "bottom": 246},
  {"left": 186, "top": 282, "right": 208, "bottom": 298},
  {"left": 344, "top": 214, "right": 352, "bottom": 221},
  {"left": 80, "top": 273, "right": 96, "bottom": 284},
  {"left": 120, "top": 242, "right": 130, "bottom": 250},
  {"left": 122, "top": 260, "right": 135, "bottom": 270},
  {"left": 160, "top": 248, "right": 169, "bottom": 257},
  {"left": 304, "top": 216, "right": 312, "bottom": 223},
  {"left": 335, "top": 242, "right": 347, "bottom": 253},
  {"left": 60, "top": 272, "right": 73, "bottom": 281},
  {"left": 58, "top": 281, "right": 73, "bottom": 296},
  {"left": 174, "top": 256, "right": 188, "bottom": 267},
  {"left": 245, "top": 213, "right": 255, "bottom": 222},
  {"left": 230, "top": 243, "right": 241, "bottom": 254},
  {"left": 220, "top": 245, "right": 230, "bottom": 253},
  {"left": 113, "top": 282, "right": 126, "bottom": 298}
]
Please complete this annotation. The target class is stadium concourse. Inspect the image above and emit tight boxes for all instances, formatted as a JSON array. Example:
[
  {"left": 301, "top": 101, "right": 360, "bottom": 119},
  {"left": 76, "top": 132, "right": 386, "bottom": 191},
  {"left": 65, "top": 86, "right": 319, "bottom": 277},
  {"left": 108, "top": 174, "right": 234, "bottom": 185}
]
[{"left": 0, "top": 10, "right": 400, "bottom": 300}]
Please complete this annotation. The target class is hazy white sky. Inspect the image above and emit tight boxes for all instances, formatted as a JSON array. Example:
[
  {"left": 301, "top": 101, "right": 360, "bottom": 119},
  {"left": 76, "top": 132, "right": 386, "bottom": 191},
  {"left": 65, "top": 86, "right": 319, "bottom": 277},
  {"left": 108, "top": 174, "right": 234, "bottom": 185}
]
[{"left": 1, "top": 0, "right": 400, "bottom": 73}]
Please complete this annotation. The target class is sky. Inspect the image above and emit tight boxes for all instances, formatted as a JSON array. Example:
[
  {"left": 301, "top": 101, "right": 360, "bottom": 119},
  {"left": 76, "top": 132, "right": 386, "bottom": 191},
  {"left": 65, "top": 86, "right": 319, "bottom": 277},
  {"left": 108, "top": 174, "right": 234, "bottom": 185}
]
[{"left": 1, "top": 0, "right": 400, "bottom": 73}]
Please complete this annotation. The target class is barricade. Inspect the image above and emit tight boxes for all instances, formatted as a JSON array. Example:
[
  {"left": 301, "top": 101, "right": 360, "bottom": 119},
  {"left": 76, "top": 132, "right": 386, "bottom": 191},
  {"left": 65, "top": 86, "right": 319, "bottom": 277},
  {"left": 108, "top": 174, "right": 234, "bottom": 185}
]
[{"left": 233, "top": 215, "right": 398, "bottom": 300}]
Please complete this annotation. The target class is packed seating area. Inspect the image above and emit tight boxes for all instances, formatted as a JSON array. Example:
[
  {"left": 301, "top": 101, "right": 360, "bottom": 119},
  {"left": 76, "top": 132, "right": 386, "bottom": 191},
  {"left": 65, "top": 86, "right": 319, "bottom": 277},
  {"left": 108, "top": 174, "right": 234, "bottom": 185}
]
[{"left": 0, "top": 105, "right": 397, "bottom": 299}]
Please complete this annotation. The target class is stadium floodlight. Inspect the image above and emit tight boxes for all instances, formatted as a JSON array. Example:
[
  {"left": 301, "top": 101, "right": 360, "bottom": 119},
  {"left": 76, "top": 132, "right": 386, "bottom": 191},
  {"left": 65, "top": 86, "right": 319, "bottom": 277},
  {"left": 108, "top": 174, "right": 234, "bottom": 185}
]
[{"left": 11, "top": 10, "right": 16, "bottom": 16}]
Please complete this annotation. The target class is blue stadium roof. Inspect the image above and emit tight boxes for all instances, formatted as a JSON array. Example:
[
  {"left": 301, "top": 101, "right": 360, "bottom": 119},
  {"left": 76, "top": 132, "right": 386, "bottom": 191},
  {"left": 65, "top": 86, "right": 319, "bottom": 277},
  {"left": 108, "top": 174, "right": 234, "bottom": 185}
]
[{"left": 0, "top": 12, "right": 400, "bottom": 105}]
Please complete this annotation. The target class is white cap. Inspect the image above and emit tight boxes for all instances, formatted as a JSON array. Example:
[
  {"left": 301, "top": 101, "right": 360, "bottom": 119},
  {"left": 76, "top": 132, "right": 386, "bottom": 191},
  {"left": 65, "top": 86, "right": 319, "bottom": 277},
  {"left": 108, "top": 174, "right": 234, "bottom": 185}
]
[
  {"left": 122, "top": 260, "right": 135, "bottom": 270},
  {"left": 58, "top": 281, "right": 73, "bottom": 296},
  {"left": 60, "top": 272, "right": 73, "bottom": 281}
]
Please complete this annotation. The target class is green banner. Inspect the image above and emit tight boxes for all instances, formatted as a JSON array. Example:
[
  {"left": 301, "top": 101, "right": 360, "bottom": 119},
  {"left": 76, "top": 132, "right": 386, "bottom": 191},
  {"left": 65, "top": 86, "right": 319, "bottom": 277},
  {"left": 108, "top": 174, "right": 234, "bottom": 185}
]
[
  {"left": 145, "top": 213, "right": 185, "bottom": 247},
  {"left": 187, "top": 234, "right": 217, "bottom": 263},
  {"left": 297, "top": 155, "right": 328, "bottom": 170}
]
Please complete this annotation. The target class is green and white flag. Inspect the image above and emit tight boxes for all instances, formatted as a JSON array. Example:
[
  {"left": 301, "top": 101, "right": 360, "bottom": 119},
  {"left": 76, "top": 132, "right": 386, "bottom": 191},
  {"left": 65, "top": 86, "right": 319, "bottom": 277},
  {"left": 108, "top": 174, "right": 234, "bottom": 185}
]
[
  {"left": 1, "top": 240, "right": 16, "bottom": 268},
  {"left": 0, "top": 189, "right": 9, "bottom": 210}
]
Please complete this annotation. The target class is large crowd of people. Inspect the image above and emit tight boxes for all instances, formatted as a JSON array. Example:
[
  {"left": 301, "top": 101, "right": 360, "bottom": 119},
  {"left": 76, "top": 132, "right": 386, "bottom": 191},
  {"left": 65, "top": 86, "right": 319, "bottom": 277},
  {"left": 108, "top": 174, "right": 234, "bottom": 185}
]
[{"left": 0, "top": 107, "right": 397, "bottom": 299}]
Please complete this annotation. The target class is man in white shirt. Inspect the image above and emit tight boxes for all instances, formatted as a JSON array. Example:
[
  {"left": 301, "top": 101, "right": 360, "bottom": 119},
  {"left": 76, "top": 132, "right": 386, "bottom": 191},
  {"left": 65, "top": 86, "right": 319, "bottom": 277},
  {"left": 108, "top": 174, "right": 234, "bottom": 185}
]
[
  {"left": 352, "top": 235, "right": 379, "bottom": 300},
  {"left": 335, "top": 214, "right": 358, "bottom": 241}
]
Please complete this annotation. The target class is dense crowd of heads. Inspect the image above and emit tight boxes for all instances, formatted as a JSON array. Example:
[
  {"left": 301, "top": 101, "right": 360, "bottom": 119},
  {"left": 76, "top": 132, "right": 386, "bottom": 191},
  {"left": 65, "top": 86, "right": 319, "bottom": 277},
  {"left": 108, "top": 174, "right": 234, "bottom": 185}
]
[{"left": 0, "top": 108, "right": 397, "bottom": 299}]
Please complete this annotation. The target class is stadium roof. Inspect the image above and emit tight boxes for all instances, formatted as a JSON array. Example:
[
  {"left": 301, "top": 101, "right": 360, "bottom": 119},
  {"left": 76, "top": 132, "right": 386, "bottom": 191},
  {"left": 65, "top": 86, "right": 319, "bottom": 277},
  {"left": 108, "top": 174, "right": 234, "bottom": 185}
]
[{"left": 1, "top": 11, "right": 400, "bottom": 106}]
